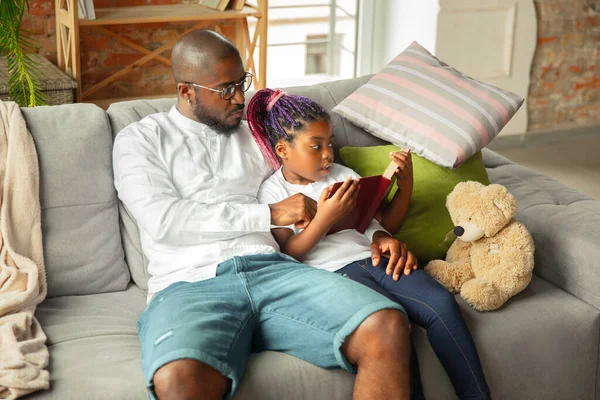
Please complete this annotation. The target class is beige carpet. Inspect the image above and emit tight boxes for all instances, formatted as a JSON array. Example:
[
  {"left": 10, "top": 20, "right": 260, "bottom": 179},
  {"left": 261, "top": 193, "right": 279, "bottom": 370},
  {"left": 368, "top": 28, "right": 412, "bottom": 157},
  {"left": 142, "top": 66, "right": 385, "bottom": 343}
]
[{"left": 494, "top": 133, "right": 600, "bottom": 200}]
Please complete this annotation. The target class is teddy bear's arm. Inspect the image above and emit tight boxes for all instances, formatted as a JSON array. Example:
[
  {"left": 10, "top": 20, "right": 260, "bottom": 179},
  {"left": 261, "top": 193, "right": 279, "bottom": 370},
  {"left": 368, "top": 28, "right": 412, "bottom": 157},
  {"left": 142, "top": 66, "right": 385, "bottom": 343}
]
[
  {"left": 425, "top": 259, "right": 475, "bottom": 293},
  {"left": 425, "top": 238, "right": 475, "bottom": 293}
]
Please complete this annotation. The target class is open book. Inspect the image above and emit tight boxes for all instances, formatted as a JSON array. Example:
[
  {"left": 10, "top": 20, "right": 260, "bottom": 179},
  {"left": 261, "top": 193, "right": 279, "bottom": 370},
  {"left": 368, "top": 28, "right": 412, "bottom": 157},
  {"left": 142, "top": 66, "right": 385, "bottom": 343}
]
[{"left": 327, "top": 161, "right": 397, "bottom": 235}]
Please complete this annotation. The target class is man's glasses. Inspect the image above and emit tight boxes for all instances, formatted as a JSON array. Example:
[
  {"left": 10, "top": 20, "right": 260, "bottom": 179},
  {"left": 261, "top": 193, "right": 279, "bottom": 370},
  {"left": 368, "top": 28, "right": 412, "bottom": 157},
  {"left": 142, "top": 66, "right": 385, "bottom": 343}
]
[{"left": 183, "top": 72, "right": 253, "bottom": 100}]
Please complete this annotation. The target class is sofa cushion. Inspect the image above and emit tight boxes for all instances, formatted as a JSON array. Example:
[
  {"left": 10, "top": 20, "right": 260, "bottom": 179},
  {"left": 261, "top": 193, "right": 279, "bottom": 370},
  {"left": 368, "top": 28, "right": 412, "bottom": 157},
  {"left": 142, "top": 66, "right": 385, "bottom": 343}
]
[
  {"left": 30, "top": 277, "right": 598, "bottom": 400},
  {"left": 31, "top": 284, "right": 355, "bottom": 400},
  {"left": 22, "top": 104, "right": 129, "bottom": 297},
  {"left": 414, "top": 276, "right": 599, "bottom": 400},
  {"left": 319, "top": 75, "right": 390, "bottom": 150},
  {"left": 32, "top": 284, "right": 147, "bottom": 399},
  {"left": 235, "top": 352, "right": 354, "bottom": 400},
  {"left": 332, "top": 42, "right": 523, "bottom": 169}
]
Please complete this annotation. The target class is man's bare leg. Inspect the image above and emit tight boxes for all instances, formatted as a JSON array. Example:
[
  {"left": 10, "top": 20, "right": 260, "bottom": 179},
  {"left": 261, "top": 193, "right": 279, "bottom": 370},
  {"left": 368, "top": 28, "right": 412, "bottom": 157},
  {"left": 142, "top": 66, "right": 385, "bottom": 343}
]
[
  {"left": 153, "top": 359, "right": 230, "bottom": 400},
  {"left": 342, "top": 309, "right": 412, "bottom": 400}
]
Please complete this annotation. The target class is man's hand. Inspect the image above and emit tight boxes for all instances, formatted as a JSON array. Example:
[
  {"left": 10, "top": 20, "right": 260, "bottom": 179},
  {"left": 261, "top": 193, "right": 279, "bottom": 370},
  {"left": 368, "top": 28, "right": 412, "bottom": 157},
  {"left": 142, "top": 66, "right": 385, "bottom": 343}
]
[
  {"left": 315, "top": 178, "right": 359, "bottom": 225},
  {"left": 370, "top": 231, "right": 418, "bottom": 281},
  {"left": 269, "top": 193, "right": 317, "bottom": 229},
  {"left": 390, "top": 150, "right": 413, "bottom": 187}
]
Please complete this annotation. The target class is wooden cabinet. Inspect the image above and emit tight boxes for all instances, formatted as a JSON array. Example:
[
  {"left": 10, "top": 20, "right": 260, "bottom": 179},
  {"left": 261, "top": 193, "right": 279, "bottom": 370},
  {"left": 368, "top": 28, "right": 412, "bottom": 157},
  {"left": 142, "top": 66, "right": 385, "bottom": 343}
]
[{"left": 55, "top": 0, "right": 268, "bottom": 103}]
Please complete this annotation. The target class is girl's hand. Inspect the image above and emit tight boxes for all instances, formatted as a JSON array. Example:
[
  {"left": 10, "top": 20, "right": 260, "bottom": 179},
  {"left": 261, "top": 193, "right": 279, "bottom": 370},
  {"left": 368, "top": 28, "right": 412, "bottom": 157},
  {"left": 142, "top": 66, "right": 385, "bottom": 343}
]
[
  {"left": 390, "top": 150, "right": 413, "bottom": 187},
  {"left": 316, "top": 178, "right": 359, "bottom": 225}
]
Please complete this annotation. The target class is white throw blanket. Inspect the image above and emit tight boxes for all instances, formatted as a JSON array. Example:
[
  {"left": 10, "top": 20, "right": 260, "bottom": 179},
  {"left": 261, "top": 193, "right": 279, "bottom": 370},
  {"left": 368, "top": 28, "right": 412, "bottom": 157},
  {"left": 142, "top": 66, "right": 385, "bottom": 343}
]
[{"left": 0, "top": 101, "right": 49, "bottom": 399}]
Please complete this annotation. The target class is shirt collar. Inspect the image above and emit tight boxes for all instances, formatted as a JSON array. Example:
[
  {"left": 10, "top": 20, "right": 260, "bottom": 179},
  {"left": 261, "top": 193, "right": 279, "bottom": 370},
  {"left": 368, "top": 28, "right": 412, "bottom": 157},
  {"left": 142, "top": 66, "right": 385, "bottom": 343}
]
[
  {"left": 276, "top": 167, "right": 322, "bottom": 190},
  {"left": 168, "top": 105, "right": 218, "bottom": 137}
]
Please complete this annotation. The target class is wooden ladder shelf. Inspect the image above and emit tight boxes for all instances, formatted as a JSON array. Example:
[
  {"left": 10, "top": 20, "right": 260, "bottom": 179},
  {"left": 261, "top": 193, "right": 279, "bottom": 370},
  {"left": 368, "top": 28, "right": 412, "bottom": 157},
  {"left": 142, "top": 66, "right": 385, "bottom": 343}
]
[{"left": 55, "top": 0, "right": 268, "bottom": 103}]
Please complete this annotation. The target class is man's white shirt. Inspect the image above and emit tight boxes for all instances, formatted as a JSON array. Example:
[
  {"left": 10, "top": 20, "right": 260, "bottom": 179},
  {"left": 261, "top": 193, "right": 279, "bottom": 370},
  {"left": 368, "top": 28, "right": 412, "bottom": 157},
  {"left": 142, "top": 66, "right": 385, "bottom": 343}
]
[
  {"left": 113, "top": 106, "right": 279, "bottom": 299},
  {"left": 258, "top": 164, "right": 387, "bottom": 272}
]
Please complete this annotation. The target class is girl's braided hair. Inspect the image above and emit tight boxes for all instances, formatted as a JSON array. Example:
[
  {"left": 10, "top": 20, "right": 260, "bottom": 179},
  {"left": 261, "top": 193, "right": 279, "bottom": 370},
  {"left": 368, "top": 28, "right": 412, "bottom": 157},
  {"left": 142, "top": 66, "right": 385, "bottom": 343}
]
[{"left": 247, "top": 88, "right": 330, "bottom": 170}]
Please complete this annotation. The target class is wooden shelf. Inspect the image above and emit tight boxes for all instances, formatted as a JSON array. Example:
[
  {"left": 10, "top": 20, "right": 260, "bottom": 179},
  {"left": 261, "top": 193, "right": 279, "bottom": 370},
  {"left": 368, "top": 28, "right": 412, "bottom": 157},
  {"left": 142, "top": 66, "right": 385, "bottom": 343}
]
[
  {"left": 80, "top": 5, "right": 261, "bottom": 26},
  {"left": 55, "top": 0, "right": 268, "bottom": 102}
]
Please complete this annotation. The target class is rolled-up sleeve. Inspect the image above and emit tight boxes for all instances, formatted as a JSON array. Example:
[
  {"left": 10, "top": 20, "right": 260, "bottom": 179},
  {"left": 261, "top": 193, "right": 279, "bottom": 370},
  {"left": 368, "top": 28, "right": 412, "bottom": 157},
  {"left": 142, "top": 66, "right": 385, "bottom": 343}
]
[{"left": 258, "top": 179, "right": 298, "bottom": 234}]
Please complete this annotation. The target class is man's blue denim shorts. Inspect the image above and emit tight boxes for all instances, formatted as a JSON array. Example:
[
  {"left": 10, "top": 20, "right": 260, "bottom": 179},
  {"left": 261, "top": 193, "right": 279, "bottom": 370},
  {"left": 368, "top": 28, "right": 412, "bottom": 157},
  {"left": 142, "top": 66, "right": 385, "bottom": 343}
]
[{"left": 137, "top": 253, "right": 406, "bottom": 399}]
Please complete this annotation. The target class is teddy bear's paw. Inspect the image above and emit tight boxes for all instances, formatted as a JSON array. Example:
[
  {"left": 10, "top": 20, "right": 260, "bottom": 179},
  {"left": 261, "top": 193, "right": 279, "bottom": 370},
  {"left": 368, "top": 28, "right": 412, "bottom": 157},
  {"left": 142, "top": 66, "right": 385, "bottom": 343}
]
[
  {"left": 424, "top": 261, "right": 459, "bottom": 293},
  {"left": 461, "top": 279, "right": 502, "bottom": 312},
  {"left": 424, "top": 261, "right": 446, "bottom": 279}
]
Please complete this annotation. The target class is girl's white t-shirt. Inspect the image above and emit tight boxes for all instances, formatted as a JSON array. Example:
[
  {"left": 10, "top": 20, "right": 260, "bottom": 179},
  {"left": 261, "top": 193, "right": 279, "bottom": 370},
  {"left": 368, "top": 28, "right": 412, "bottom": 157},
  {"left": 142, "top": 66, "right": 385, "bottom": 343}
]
[{"left": 258, "top": 164, "right": 387, "bottom": 272}]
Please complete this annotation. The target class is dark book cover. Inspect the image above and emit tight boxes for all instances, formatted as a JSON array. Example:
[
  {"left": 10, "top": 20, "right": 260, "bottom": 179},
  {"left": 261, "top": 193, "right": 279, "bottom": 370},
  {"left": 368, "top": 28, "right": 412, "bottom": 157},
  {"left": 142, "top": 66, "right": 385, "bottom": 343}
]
[{"left": 326, "top": 161, "right": 397, "bottom": 235}]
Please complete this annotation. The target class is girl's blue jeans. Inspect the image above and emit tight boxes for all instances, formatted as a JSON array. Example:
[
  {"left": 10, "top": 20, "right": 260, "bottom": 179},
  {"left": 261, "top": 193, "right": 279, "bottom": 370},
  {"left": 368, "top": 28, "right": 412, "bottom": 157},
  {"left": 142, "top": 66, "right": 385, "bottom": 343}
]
[{"left": 337, "top": 257, "right": 491, "bottom": 400}]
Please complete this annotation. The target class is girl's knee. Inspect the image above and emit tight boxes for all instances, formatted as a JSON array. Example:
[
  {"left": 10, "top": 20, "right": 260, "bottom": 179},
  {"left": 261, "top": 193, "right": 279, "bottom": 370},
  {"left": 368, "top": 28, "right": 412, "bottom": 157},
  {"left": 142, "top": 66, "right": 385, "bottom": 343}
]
[{"left": 418, "top": 288, "right": 462, "bottom": 324}]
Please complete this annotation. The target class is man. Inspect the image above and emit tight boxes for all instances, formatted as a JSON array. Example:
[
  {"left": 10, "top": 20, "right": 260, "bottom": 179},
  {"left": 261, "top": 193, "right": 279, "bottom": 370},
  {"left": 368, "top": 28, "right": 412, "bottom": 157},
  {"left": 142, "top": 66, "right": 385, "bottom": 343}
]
[{"left": 113, "top": 29, "right": 413, "bottom": 400}]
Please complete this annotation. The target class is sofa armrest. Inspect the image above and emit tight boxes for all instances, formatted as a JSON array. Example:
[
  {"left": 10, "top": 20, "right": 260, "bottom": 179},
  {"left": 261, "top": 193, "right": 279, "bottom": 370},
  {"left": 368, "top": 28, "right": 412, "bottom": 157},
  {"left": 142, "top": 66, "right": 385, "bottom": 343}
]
[{"left": 482, "top": 149, "right": 600, "bottom": 310}]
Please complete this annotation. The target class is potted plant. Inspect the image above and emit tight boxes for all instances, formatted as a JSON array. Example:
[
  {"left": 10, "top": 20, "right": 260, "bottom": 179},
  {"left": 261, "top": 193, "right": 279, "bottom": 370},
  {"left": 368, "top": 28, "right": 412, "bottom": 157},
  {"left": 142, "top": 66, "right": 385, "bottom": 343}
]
[{"left": 0, "top": 0, "right": 46, "bottom": 107}]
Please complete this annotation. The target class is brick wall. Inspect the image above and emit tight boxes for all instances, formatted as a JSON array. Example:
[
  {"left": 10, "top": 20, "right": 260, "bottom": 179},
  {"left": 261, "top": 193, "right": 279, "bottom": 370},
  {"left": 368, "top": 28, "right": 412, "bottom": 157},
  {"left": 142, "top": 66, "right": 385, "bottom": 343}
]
[
  {"left": 528, "top": 0, "right": 600, "bottom": 131},
  {"left": 20, "top": 0, "right": 600, "bottom": 130}
]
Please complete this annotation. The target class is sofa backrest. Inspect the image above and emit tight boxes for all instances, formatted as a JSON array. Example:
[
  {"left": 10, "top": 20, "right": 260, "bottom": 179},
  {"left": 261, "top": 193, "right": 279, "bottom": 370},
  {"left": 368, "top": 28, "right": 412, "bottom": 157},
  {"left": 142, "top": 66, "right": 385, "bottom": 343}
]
[
  {"left": 106, "top": 75, "right": 387, "bottom": 292},
  {"left": 106, "top": 99, "right": 175, "bottom": 291},
  {"left": 23, "top": 103, "right": 130, "bottom": 297}
]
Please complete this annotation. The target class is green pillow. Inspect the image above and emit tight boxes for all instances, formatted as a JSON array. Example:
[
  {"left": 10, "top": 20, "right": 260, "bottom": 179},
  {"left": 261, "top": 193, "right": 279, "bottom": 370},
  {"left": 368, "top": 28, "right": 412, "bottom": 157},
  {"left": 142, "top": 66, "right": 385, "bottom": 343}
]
[{"left": 339, "top": 145, "right": 490, "bottom": 264}]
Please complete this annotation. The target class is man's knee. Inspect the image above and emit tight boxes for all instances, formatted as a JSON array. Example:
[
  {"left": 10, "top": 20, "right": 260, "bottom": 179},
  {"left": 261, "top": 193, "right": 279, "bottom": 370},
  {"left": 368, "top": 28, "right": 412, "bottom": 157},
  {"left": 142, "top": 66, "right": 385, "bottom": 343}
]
[
  {"left": 361, "top": 308, "right": 410, "bottom": 340},
  {"left": 153, "top": 359, "right": 229, "bottom": 400},
  {"left": 344, "top": 309, "right": 410, "bottom": 362}
]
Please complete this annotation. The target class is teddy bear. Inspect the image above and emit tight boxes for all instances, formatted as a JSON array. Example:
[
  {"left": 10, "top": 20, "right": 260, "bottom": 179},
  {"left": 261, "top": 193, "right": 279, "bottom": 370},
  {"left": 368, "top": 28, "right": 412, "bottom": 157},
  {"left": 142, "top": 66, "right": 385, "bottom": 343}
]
[{"left": 424, "top": 181, "right": 535, "bottom": 311}]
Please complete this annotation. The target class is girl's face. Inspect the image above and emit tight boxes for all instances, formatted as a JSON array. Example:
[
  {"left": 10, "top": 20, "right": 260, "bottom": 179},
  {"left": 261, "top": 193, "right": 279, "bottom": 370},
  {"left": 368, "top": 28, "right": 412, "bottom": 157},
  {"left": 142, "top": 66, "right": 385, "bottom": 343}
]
[{"left": 276, "top": 120, "right": 334, "bottom": 185}]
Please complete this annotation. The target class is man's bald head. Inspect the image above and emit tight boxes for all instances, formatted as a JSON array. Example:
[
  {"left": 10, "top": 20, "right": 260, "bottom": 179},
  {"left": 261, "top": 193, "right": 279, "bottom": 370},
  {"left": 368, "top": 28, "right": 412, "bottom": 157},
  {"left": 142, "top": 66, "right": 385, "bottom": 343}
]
[{"left": 171, "top": 29, "right": 242, "bottom": 84}]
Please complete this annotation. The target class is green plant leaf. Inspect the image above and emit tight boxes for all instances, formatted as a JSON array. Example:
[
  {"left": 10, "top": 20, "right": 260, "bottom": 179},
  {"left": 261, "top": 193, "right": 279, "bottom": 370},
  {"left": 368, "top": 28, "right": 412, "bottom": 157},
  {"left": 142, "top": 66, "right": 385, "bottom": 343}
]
[{"left": 0, "top": 0, "right": 47, "bottom": 107}]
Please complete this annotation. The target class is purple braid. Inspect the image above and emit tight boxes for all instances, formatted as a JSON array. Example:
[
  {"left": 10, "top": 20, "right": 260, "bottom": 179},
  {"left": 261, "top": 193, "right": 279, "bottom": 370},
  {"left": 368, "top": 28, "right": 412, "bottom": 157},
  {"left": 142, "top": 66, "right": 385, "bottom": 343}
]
[{"left": 247, "top": 88, "right": 330, "bottom": 170}]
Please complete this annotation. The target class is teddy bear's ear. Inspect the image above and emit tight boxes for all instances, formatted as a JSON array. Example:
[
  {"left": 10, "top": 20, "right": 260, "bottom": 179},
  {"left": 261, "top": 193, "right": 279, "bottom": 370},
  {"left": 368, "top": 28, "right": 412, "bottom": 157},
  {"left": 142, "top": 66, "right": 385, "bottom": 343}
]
[
  {"left": 449, "top": 181, "right": 483, "bottom": 200},
  {"left": 454, "top": 181, "right": 484, "bottom": 192},
  {"left": 488, "top": 184, "right": 517, "bottom": 219},
  {"left": 447, "top": 181, "right": 484, "bottom": 211}
]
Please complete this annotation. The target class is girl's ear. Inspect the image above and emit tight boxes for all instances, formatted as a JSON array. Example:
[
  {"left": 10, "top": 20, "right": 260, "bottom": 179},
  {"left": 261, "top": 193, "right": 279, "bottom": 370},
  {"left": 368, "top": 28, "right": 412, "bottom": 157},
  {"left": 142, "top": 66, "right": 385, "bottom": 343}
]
[{"left": 275, "top": 140, "right": 288, "bottom": 160}]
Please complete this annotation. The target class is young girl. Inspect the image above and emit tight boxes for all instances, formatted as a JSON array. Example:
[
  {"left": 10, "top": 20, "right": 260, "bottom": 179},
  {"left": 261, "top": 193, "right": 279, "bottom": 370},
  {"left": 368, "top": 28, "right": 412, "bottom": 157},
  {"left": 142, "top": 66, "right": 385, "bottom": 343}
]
[{"left": 250, "top": 88, "right": 491, "bottom": 400}]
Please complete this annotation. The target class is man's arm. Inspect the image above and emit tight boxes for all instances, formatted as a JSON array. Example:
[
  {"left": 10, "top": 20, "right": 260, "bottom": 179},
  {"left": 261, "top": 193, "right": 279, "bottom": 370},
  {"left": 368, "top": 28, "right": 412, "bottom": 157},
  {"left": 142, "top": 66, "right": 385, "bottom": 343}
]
[
  {"left": 113, "top": 130, "right": 272, "bottom": 246},
  {"left": 268, "top": 193, "right": 317, "bottom": 229}
]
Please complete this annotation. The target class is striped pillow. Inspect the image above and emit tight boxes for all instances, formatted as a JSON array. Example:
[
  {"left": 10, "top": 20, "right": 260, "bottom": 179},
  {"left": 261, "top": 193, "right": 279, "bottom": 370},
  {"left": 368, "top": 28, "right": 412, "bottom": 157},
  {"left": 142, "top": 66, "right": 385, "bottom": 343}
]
[{"left": 332, "top": 41, "right": 524, "bottom": 169}]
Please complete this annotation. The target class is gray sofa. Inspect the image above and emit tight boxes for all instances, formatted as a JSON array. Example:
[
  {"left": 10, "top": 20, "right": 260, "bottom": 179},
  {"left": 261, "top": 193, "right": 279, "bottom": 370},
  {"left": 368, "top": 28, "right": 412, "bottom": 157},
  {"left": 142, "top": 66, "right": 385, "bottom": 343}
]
[{"left": 21, "top": 75, "right": 600, "bottom": 400}]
